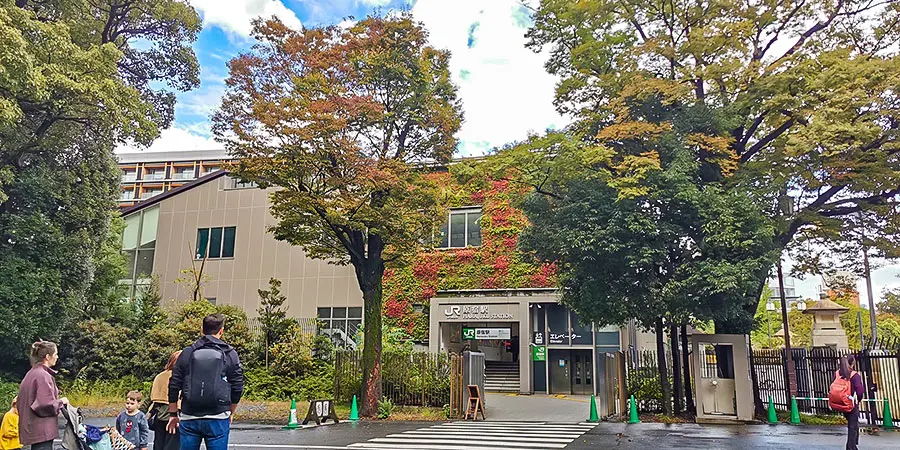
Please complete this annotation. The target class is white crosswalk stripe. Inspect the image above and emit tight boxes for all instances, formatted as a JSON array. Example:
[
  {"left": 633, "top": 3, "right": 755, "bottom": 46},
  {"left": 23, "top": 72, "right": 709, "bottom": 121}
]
[{"left": 347, "top": 421, "right": 596, "bottom": 450}]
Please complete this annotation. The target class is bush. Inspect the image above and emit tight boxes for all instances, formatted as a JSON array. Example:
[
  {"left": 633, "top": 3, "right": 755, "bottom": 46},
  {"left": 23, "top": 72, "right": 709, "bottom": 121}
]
[
  {"left": 0, "top": 380, "right": 18, "bottom": 411},
  {"left": 627, "top": 367, "right": 669, "bottom": 413},
  {"left": 377, "top": 396, "right": 395, "bottom": 419}
]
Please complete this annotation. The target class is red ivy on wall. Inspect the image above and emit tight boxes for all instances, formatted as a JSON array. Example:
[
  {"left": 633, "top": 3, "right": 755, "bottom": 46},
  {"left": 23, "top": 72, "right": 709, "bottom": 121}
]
[{"left": 381, "top": 172, "right": 558, "bottom": 339}]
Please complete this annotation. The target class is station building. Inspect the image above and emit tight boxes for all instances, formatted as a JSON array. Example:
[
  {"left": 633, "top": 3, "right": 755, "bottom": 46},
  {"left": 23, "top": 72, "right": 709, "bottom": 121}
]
[{"left": 121, "top": 168, "right": 650, "bottom": 396}]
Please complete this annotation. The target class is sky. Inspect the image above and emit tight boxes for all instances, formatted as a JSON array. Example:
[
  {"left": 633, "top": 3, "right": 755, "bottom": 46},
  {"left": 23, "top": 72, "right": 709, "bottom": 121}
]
[
  {"left": 116, "top": 0, "right": 900, "bottom": 305},
  {"left": 117, "top": 0, "right": 564, "bottom": 157}
]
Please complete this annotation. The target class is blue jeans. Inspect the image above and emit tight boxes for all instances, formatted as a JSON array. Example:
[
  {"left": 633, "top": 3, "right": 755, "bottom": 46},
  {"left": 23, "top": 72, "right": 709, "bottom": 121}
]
[{"left": 179, "top": 418, "right": 230, "bottom": 450}]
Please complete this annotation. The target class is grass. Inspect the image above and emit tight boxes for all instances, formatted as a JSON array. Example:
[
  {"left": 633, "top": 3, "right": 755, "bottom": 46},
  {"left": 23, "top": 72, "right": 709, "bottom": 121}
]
[{"left": 774, "top": 410, "right": 847, "bottom": 425}]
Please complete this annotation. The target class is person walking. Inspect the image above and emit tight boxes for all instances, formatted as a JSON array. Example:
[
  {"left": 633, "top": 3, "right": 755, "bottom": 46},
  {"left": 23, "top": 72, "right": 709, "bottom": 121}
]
[
  {"left": 832, "top": 354, "right": 865, "bottom": 450},
  {"left": 149, "top": 351, "right": 181, "bottom": 450},
  {"left": 166, "top": 314, "right": 244, "bottom": 450},
  {"left": 17, "top": 341, "right": 69, "bottom": 450},
  {"left": 0, "top": 396, "right": 21, "bottom": 450}
]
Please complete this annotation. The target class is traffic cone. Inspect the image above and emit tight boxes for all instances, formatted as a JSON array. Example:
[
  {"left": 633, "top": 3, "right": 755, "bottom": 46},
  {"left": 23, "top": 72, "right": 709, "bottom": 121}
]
[
  {"left": 627, "top": 395, "right": 640, "bottom": 424},
  {"left": 283, "top": 398, "right": 299, "bottom": 429},
  {"left": 349, "top": 395, "right": 360, "bottom": 421},
  {"left": 789, "top": 397, "right": 801, "bottom": 425},
  {"left": 588, "top": 394, "right": 599, "bottom": 423},
  {"left": 767, "top": 396, "right": 777, "bottom": 424},
  {"left": 884, "top": 399, "right": 894, "bottom": 430}
]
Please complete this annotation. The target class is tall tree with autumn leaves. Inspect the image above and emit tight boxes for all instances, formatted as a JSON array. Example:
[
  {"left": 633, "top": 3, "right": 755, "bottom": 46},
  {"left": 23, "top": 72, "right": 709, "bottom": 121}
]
[
  {"left": 213, "top": 15, "right": 462, "bottom": 416},
  {"left": 516, "top": 0, "right": 900, "bottom": 333}
]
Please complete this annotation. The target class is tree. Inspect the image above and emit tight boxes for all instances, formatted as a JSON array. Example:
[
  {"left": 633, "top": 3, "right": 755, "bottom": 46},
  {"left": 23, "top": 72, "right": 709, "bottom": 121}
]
[
  {"left": 880, "top": 287, "right": 900, "bottom": 315},
  {"left": 0, "top": 0, "right": 200, "bottom": 369},
  {"left": 213, "top": 14, "right": 462, "bottom": 416},
  {"left": 524, "top": 0, "right": 900, "bottom": 332},
  {"left": 492, "top": 99, "right": 778, "bottom": 414},
  {"left": 257, "top": 278, "right": 295, "bottom": 366}
]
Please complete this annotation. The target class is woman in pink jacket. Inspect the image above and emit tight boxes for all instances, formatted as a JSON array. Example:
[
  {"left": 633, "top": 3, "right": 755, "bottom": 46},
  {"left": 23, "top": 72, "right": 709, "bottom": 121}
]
[{"left": 17, "top": 341, "right": 69, "bottom": 450}]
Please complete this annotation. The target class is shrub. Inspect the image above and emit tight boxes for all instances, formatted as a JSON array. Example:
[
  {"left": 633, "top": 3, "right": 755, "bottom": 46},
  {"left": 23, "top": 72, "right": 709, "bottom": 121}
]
[
  {"left": 0, "top": 380, "right": 18, "bottom": 411},
  {"left": 377, "top": 396, "right": 395, "bottom": 419},
  {"left": 627, "top": 367, "right": 668, "bottom": 413},
  {"left": 60, "top": 319, "right": 137, "bottom": 380}
]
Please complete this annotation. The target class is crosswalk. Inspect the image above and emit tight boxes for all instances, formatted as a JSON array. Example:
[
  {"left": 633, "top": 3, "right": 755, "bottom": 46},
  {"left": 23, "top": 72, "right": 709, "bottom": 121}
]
[{"left": 347, "top": 421, "right": 597, "bottom": 450}]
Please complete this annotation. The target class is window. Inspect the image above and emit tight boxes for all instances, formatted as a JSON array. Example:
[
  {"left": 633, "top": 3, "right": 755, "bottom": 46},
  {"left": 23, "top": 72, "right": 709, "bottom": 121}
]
[
  {"left": 317, "top": 307, "right": 363, "bottom": 348},
  {"left": 437, "top": 207, "right": 482, "bottom": 248},
  {"left": 173, "top": 167, "right": 195, "bottom": 180},
  {"left": 120, "top": 190, "right": 135, "bottom": 201},
  {"left": 121, "top": 169, "right": 137, "bottom": 182},
  {"left": 140, "top": 188, "right": 163, "bottom": 199},
  {"left": 196, "top": 227, "right": 236, "bottom": 259},
  {"left": 229, "top": 177, "right": 257, "bottom": 189},
  {"left": 121, "top": 206, "right": 159, "bottom": 301},
  {"left": 144, "top": 168, "right": 165, "bottom": 180},
  {"left": 201, "top": 165, "right": 220, "bottom": 176}
]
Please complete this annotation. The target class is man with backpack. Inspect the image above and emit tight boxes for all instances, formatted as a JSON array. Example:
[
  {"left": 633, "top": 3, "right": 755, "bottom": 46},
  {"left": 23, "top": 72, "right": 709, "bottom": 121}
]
[
  {"left": 828, "top": 354, "right": 865, "bottom": 450},
  {"left": 166, "top": 314, "right": 244, "bottom": 450}
]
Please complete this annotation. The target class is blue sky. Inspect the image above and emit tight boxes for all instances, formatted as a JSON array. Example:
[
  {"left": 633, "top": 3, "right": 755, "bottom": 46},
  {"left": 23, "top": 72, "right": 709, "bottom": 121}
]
[{"left": 121, "top": 0, "right": 565, "bottom": 159}]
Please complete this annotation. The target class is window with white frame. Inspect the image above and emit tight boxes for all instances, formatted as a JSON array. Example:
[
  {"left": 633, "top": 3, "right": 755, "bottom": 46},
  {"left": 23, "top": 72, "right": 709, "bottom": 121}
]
[
  {"left": 144, "top": 168, "right": 165, "bottom": 180},
  {"left": 437, "top": 207, "right": 482, "bottom": 248},
  {"left": 173, "top": 166, "right": 195, "bottom": 180},
  {"left": 121, "top": 169, "right": 137, "bottom": 182}
]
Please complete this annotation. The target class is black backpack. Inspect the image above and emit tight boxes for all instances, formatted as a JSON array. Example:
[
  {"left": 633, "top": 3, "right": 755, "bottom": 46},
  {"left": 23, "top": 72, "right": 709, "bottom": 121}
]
[{"left": 184, "top": 345, "right": 229, "bottom": 411}]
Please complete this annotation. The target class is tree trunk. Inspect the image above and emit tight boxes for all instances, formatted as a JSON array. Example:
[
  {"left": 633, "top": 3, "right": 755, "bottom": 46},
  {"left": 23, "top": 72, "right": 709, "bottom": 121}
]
[
  {"left": 670, "top": 323, "right": 683, "bottom": 414},
  {"left": 359, "top": 274, "right": 384, "bottom": 418},
  {"left": 680, "top": 324, "right": 694, "bottom": 414},
  {"left": 655, "top": 318, "right": 672, "bottom": 415}
]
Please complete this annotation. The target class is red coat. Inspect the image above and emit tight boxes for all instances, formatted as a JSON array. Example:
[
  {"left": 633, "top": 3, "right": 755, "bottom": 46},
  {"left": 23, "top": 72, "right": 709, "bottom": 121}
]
[{"left": 17, "top": 365, "right": 63, "bottom": 445}]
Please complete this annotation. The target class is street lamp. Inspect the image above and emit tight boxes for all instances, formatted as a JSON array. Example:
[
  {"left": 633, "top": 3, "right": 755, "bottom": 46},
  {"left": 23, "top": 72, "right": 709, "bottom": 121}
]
[{"left": 766, "top": 300, "right": 776, "bottom": 347}]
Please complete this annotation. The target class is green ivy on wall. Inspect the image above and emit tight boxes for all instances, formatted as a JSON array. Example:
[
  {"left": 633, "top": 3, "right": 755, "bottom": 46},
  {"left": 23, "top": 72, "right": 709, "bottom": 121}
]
[{"left": 382, "top": 173, "right": 557, "bottom": 339}]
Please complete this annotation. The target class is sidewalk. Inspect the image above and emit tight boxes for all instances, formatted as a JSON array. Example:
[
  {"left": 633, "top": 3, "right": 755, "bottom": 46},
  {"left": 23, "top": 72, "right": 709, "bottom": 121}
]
[{"left": 484, "top": 392, "right": 593, "bottom": 422}]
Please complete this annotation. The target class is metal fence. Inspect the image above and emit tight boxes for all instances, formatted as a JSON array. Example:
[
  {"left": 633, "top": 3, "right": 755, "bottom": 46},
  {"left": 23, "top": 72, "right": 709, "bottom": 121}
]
[
  {"left": 752, "top": 347, "right": 900, "bottom": 425},
  {"left": 333, "top": 351, "right": 453, "bottom": 407}
]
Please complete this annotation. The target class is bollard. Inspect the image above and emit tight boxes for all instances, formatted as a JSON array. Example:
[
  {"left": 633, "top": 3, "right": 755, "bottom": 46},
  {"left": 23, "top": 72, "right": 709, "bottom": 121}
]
[
  {"left": 588, "top": 394, "right": 599, "bottom": 423},
  {"left": 349, "top": 395, "right": 360, "bottom": 421},
  {"left": 767, "top": 396, "right": 777, "bottom": 424},
  {"left": 283, "top": 398, "right": 299, "bottom": 429},
  {"left": 884, "top": 399, "right": 894, "bottom": 430},
  {"left": 628, "top": 395, "right": 640, "bottom": 424},
  {"left": 789, "top": 397, "right": 801, "bottom": 425}
]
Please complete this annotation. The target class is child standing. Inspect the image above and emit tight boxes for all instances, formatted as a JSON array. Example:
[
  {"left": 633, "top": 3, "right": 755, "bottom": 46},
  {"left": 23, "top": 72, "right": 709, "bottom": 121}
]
[
  {"left": 0, "top": 396, "right": 21, "bottom": 450},
  {"left": 116, "top": 391, "right": 149, "bottom": 450}
]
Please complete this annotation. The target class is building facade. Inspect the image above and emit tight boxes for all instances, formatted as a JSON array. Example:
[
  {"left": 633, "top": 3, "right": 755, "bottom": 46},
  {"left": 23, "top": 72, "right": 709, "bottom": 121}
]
[
  {"left": 116, "top": 149, "right": 231, "bottom": 207},
  {"left": 120, "top": 169, "right": 643, "bottom": 397}
]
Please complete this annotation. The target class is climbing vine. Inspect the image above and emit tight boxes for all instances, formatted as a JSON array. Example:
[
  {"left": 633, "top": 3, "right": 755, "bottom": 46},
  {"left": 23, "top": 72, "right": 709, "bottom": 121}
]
[{"left": 382, "top": 172, "right": 557, "bottom": 339}]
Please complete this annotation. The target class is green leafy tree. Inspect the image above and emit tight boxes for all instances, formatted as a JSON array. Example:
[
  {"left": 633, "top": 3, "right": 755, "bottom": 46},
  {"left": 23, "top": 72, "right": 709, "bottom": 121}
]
[
  {"left": 213, "top": 14, "right": 462, "bottom": 416},
  {"left": 879, "top": 287, "right": 900, "bottom": 315},
  {"left": 257, "top": 278, "right": 295, "bottom": 366},
  {"left": 524, "top": 0, "right": 900, "bottom": 332},
  {"left": 0, "top": 0, "right": 199, "bottom": 369}
]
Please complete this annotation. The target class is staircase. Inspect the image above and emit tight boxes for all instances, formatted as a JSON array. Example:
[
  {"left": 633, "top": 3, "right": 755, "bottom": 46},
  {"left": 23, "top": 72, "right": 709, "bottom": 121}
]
[{"left": 484, "top": 361, "right": 520, "bottom": 393}]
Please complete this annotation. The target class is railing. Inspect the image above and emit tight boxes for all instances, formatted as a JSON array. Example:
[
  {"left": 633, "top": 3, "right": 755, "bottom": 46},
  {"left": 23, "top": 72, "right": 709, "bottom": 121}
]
[{"left": 333, "top": 351, "right": 453, "bottom": 407}]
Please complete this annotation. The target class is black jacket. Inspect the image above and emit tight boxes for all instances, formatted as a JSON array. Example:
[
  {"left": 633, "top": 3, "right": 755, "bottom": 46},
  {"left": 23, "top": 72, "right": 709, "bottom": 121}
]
[{"left": 168, "top": 335, "right": 244, "bottom": 416}]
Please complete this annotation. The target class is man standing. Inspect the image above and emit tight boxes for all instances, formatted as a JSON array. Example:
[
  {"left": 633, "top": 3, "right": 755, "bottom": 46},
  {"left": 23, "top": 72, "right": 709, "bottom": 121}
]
[{"left": 167, "top": 314, "right": 244, "bottom": 450}]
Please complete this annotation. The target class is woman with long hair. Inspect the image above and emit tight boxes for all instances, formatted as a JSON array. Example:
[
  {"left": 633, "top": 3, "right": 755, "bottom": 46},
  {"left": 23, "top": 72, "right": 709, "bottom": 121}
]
[
  {"left": 17, "top": 341, "right": 69, "bottom": 450},
  {"left": 149, "top": 351, "right": 182, "bottom": 450},
  {"left": 838, "top": 354, "right": 865, "bottom": 450}
]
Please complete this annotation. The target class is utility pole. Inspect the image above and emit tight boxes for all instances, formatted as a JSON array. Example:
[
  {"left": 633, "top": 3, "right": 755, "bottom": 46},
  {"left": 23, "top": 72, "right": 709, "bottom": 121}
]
[
  {"left": 862, "top": 245, "right": 877, "bottom": 343},
  {"left": 777, "top": 261, "right": 797, "bottom": 398}
]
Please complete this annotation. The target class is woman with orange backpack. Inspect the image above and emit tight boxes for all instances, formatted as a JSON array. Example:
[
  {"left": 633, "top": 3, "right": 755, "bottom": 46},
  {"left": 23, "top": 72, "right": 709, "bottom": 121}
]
[{"left": 829, "top": 354, "right": 866, "bottom": 450}]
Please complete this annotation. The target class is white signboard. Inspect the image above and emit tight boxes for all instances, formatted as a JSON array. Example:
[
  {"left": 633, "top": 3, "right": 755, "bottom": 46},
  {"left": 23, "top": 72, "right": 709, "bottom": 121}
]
[{"left": 475, "top": 328, "right": 512, "bottom": 340}]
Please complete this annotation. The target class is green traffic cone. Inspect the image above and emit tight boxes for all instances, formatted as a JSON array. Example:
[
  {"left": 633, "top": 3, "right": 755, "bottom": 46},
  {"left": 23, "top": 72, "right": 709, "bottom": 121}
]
[
  {"left": 884, "top": 399, "right": 894, "bottom": 430},
  {"left": 283, "top": 398, "right": 299, "bottom": 429},
  {"left": 349, "top": 395, "right": 360, "bottom": 421},
  {"left": 767, "top": 396, "right": 777, "bottom": 424},
  {"left": 627, "top": 395, "right": 640, "bottom": 424},
  {"left": 588, "top": 394, "right": 599, "bottom": 423},
  {"left": 789, "top": 397, "right": 801, "bottom": 425}
]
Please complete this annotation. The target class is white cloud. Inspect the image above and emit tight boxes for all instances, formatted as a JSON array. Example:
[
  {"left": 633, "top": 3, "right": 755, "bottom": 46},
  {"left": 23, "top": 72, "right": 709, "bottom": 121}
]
[
  {"left": 190, "top": 0, "right": 303, "bottom": 37},
  {"left": 412, "top": 0, "right": 567, "bottom": 157},
  {"left": 116, "top": 127, "right": 221, "bottom": 154}
]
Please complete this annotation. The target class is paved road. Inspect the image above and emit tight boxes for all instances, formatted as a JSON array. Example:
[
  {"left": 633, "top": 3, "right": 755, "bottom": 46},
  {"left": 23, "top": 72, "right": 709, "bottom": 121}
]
[
  {"left": 72, "top": 418, "right": 900, "bottom": 449},
  {"left": 156, "top": 420, "right": 900, "bottom": 449}
]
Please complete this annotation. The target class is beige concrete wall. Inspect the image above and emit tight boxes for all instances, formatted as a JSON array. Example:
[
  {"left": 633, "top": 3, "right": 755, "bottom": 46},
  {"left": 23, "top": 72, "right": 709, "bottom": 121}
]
[{"left": 152, "top": 176, "right": 361, "bottom": 317}]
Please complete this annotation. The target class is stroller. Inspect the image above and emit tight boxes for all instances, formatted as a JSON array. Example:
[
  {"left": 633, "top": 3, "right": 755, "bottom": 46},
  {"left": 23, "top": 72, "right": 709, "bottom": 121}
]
[{"left": 61, "top": 404, "right": 136, "bottom": 450}]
